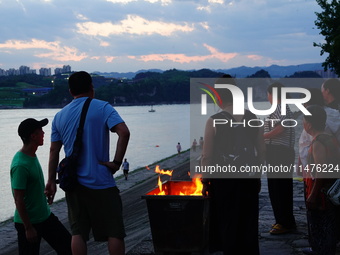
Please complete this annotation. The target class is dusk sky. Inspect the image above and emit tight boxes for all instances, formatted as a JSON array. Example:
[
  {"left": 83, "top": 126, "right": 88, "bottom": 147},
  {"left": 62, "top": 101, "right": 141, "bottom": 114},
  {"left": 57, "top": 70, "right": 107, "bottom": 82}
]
[{"left": 0, "top": 0, "right": 326, "bottom": 73}]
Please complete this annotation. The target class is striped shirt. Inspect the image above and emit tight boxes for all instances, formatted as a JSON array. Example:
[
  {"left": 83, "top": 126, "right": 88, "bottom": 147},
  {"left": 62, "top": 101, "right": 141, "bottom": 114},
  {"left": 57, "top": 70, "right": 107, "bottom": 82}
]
[{"left": 264, "top": 104, "right": 295, "bottom": 148}]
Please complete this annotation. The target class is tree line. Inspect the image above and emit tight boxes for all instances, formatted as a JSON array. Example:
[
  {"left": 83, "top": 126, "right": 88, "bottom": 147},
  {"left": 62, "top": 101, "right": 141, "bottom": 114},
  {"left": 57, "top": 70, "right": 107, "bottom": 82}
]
[{"left": 0, "top": 69, "right": 225, "bottom": 108}]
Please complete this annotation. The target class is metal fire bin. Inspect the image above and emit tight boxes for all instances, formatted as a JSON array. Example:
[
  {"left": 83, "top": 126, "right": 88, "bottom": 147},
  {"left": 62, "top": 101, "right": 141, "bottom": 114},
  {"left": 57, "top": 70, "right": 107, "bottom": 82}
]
[{"left": 142, "top": 181, "right": 210, "bottom": 254}]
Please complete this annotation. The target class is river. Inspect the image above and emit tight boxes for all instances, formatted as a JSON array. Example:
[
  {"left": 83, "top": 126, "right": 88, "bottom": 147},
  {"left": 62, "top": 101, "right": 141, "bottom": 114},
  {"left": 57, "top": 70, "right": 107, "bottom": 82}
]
[
  {"left": 0, "top": 102, "right": 303, "bottom": 222},
  {"left": 0, "top": 104, "right": 190, "bottom": 222}
]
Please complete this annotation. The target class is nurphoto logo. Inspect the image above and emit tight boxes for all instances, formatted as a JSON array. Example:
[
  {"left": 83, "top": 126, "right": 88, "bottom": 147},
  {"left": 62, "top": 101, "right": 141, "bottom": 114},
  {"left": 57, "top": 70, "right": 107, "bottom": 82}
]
[{"left": 200, "top": 83, "right": 311, "bottom": 116}]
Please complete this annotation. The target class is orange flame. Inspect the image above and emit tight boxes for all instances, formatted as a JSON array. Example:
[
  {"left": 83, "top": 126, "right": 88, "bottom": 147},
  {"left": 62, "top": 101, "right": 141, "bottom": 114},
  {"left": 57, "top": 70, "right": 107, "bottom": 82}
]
[
  {"left": 155, "top": 165, "right": 173, "bottom": 176},
  {"left": 145, "top": 165, "right": 203, "bottom": 196},
  {"left": 146, "top": 165, "right": 173, "bottom": 176},
  {"left": 192, "top": 175, "right": 203, "bottom": 195},
  {"left": 157, "top": 176, "right": 166, "bottom": 195}
]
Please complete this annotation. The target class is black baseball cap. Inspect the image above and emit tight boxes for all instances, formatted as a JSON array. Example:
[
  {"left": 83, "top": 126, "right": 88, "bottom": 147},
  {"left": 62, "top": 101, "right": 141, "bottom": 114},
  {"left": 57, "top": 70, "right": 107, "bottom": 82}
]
[{"left": 18, "top": 118, "right": 49, "bottom": 141}]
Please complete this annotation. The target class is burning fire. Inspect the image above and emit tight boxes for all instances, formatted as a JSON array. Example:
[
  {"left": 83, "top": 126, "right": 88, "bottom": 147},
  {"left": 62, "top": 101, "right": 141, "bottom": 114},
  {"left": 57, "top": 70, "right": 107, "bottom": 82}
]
[
  {"left": 154, "top": 165, "right": 173, "bottom": 176},
  {"left": 146, "top": 165, "right": 203, "bottom": 196}
]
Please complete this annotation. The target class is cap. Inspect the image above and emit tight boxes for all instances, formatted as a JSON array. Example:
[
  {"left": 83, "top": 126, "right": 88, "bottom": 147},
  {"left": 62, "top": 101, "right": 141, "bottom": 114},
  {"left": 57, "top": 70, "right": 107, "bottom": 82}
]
[{"left": 18, "top": 118, "right": 49, "bottom": 141}]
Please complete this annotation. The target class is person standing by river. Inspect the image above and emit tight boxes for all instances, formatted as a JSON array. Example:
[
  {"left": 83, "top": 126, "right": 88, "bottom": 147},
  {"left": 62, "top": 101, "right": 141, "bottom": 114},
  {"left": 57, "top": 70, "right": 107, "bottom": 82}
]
[
  {"left": 11, "top": 118, "right": 72, "bottom": 255},
  {"left": 201, "top": 75, "right": 265, "bottom": 254},
  {"left": 303, "top": 105, "right": 339, "bottom": 255},
  {"left": 264, "top": 82, "right": 296, "bottom": 235},
  {"left": 122, "top": 158, "right": 129, "bottom": 180},
  {"left": 321, "top": 78, "right": 340, "bottom": 111},
  {"left": 176, "top": 142, "right": 182, "bottom": 155},
  {"left": 45, "top": 71, "right": 130, "bottom": 255}
]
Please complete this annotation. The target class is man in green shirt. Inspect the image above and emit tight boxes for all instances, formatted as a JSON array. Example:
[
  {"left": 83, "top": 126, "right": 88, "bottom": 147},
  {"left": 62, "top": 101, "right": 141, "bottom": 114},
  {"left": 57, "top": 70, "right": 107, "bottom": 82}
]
[{"left": 11, "top": 118, "right": 72, "bottom": 255}]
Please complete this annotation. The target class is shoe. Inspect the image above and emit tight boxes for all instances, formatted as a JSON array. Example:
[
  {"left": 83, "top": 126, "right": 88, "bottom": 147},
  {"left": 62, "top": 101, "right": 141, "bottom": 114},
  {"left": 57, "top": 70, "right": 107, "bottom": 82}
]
[
  {"left": 269, "top": 224, "right": 294, "bottom": 235},
  {"left": 301, "top": 247, "right": 317, "bottom": 255}
]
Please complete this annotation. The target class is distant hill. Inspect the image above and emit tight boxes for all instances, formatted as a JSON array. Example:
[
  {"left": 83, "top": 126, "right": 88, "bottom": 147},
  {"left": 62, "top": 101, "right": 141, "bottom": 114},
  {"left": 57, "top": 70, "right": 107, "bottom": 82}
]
[
  {"left": 93, "top": 69, "right": 163, "bottom": 79},
  {"left": 94, "top": 63, "right": 324, "bottom": 79},
  {"left": 218, "top": 63, "right": 324, "bottom": 78}
]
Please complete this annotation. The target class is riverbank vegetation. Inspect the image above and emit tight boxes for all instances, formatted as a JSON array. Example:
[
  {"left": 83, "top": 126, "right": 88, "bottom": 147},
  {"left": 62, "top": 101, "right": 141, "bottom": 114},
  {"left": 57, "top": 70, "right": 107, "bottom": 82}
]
[{"left": 0, "top": 68, "right": 322, "bottom": 108}]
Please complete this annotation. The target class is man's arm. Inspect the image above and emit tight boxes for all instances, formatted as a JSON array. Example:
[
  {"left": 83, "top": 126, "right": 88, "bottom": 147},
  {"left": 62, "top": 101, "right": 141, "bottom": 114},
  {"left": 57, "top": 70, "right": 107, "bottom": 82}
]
[
  {"left": 306, "top": 140, "right": 327, "bottom": 210},
  {"left": 101, "top": 122, "right": 130, "bottom": 174},
  {"left": 13, "top": 189, "right": 38, "bottom": 243},
  {"left": 45, "top": 141, "right": 62, "bottom": 204}
]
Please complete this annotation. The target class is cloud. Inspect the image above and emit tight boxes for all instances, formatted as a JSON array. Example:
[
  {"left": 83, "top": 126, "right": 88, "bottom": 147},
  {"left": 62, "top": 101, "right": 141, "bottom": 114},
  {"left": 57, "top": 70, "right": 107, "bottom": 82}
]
[
  {"left": 75, "top": 13, "right": 88, "bottom": 21},
  {"left": 277, "top": 32, "right": 308, "bottom": 39},
  {"left": 15, "top": 0, "right": 26, "bottom": 13},
  {"left": 129, "top": 44, "right": 238, "bottom": 64},
  {"left": 106, "top": 0, "right": 137, "bottom": 3},
  {"left": 145, "top": 0, "right": 171, "bottom": 5},
  {"left": 100, "top": 41, "right": 110, "bottom": 47},
  {"left": 105, "top": 56, "right": 117, "bottom": 63},
  {"left": 76, "top": 15, "right": 194, "bottom": 37},
  {"left": 199, "top": 22, "right": 210, "bottom": 30},
  {"left": 197, "top": 0, "right": 227, "bottom": 12},
  {"left": 106, "top": 0, "right": 171, "bottom": 5},
  {"left": 0, "top": 39, "right": 87, "bottom": 62},
  {"left": 247, "top": 55, "right": 263, "bottom": 61},
  {"left": 30, "top": 62, "right": 60, "bottom": 70},
  {"left": 124, "top": 43, "right": 285, "bottom": 71},
  {"left": 197, "top": 5, "right": 211, "bottom": 12},
  {"left": 208, "top": 0, "right": 224, "bottom": 4},
  {"left": 0, "top": 0, "right": 325, "bottom": 72}
]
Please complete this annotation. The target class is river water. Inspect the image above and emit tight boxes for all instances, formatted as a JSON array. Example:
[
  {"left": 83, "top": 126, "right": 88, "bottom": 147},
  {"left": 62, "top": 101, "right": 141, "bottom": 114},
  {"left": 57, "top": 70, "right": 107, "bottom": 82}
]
[
  {"left": 0, "top": 104, "right": 190, "bottom": 222},
  {"left": 0, "top": 102, "right": 303, "bottom": 222}
]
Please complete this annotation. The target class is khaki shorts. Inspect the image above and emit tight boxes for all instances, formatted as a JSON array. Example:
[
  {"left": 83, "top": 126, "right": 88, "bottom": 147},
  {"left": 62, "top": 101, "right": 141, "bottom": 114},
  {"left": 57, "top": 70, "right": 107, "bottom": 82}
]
[{"left": 66, "top": 185, "right": 126, "bottom": 241}]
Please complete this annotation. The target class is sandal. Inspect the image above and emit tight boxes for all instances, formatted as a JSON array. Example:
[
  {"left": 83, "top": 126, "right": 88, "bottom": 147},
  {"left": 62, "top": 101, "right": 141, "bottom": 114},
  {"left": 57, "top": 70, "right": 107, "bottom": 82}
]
[{"left": 269, "top": 224, "right": 294, "bottom": 235}]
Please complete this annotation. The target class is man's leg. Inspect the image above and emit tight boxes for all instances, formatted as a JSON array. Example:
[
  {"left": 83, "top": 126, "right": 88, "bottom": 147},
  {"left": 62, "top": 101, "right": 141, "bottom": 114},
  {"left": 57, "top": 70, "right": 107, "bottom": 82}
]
[
  {"left": 108, "top": 237, "right": 125, "bottom": 255},
  {"left": 72, "top": 235, "right": 87, "bottom": 255},
  {"left": 39, "top": 213, "right": 72, "bottom": 255},
  {"left": 65, "top": 187, "right": 90, "bottom": 255},
  {"left": 15, "top": 223, "right": 41, "bottom": 255}
]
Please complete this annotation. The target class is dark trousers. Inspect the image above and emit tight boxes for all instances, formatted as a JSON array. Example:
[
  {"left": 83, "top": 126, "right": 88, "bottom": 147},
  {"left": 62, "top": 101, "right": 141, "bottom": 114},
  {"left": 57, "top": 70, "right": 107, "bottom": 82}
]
[
  {"left": 209, "top": 179, "right": 260, "bottom": 255},
  {"left": 15, "top": 213, "right": 72, "bottom": 255},
  {"left": 266, "top": 144, "right": 296, "bottom": 228},
  {"left": 307, "top": 209, "right": 337, "bottom": 255}
]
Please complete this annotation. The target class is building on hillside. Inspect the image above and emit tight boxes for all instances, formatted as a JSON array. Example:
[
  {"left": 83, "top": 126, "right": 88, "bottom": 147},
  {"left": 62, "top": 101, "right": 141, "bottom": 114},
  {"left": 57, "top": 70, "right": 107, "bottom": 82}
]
[
  {"left": 7, "top": 68, "right": 20, "bottom": 75},
  {"left": 39, "top": 68, "right": 52, "bottom": 76},
  {"left": 54, "top": 65, "right": 71, "bottom": 75},
  {"left": 0, "top": 68, "right": 7, "bottom": 76},
  {"left": 19, "top": 65, "right": 36, "bottom": 75},
  {"left": 62, "top": 65, "right": 71, "bottom": 73}
]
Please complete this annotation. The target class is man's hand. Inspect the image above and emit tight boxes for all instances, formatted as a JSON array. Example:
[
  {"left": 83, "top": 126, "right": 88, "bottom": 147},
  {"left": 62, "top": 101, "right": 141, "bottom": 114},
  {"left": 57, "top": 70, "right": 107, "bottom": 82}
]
[
  {"left": 45, "top": 180, "right": 56, "bottom": 205},
  {"left": 25, "top": 226, "right": 39, "bottom": 243},
  {"left": 100, "top": 161, "right": 120, "bottom": 174}
]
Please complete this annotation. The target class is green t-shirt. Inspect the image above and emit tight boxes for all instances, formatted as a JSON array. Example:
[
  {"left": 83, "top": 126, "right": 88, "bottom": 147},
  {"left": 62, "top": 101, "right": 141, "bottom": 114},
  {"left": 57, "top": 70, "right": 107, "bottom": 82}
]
[{"left": 10, "top": 151, "right": 50, "bottom": 224}]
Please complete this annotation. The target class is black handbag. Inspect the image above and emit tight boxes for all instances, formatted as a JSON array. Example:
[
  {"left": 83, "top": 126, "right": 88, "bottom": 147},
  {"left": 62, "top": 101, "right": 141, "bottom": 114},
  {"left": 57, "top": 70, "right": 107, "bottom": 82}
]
[{"left": 57, "top": 98, "right": 92, "bottom": 192}]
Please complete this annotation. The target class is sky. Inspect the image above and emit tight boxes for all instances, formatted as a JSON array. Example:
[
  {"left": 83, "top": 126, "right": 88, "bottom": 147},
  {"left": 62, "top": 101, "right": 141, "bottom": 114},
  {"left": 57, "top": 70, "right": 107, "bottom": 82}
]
[{"left": 0, "top": 0, "right": 326, "bottom": 73}]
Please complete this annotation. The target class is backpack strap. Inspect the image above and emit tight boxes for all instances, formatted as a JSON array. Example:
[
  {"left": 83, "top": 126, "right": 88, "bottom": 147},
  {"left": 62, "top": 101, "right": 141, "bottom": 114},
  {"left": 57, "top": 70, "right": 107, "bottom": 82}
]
[{"left": 72, "top": 97, "right": 92, "bottom": 155}]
